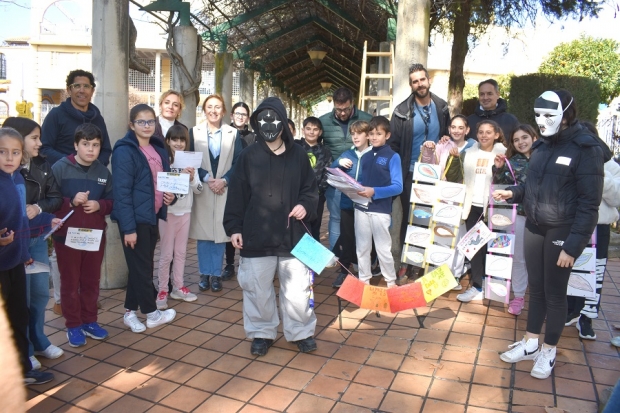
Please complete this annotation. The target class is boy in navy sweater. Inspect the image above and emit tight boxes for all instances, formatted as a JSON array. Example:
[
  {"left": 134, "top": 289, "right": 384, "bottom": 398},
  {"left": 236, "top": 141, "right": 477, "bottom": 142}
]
[
  {"left": 355, "top": 116, "right": 403, "bottom": 287},
  {"left": 52, "top": 124, "right": 113, "bottom": 347}
]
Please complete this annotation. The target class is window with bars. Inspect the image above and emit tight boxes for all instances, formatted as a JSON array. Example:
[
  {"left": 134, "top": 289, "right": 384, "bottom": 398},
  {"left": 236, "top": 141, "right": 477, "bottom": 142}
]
[
  {"left": 197, "top": 61, "right": 240, "bottom": 97},
  {"left": 129, "top": 58, "right": 156, "bottom": 92},
  {"left": 0, "top": 54, "right": 6, "bottom": 80}
]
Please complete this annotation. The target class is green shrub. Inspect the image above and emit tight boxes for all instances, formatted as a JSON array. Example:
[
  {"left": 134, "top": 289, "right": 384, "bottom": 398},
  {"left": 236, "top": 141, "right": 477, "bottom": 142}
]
[
  {"left": 461, "top": 97, "right": 479, "bottom": 117},
  {"left": 508, "top": 73, "right": 600, "bottom": 128}
]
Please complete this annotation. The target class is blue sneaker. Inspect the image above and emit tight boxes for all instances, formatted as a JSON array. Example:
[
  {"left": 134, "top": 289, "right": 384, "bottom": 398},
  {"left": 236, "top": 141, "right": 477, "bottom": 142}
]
[
  {"left": 81, "top": 322, "right": 108, "bottom": 340},
  {"left": 67, "top": 327, "right": 86, "bottom": 347}
]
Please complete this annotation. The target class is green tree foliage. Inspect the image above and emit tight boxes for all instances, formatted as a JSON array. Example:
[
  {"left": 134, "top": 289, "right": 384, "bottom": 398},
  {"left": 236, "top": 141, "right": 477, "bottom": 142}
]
[{"left": 538, "top": 35, "right": 620, "bottom": 104}]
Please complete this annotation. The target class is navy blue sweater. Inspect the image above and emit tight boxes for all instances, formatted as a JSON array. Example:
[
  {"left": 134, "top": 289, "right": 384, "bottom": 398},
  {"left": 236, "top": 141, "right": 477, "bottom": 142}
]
[{"left": 355, "top": 144, "right": 403, "bottom": 214}]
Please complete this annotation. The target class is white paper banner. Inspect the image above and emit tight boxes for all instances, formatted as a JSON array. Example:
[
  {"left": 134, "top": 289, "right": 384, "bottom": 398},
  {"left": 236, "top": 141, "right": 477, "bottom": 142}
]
[
  {"left": 157, "top": 172, "right": 190, "bottom": 194},
  {"left": 65, "top": 228, "right": 103, "bottom": 251}
]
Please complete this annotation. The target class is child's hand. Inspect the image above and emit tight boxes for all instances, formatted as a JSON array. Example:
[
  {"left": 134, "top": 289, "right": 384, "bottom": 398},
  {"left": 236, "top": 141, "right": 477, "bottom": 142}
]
[
  {"left": 339, "top": 158, "right": 353, "bottom": 169},
  {"left": 494, "top": 154, "right": 506, "bottom": 169},
  {"left": 124, "top": 233, "right": 137, "bottom": 249},
  {"left": 183, "top": 167, "right": 195, "bottom": 182},
  {"left": 438, "top": 135, "right": 451, "bottom": 144},
  {"left": 0, "top": 228, "right": 14, "bottom": 246},
  {"left": 449, "top": 148, "right": 459, "bottom": 157},
  {"left": 557, "top": 250, "right": 575, "bottom": 268},
  {"left": 51, "top": 218, "right": 63, "bottom": 229},
  {"left": 83, "top": 200, "right": 100, "bottom": 214},
  {"left": 492, "top": 190, "right": 513, "bottom": 201},
  {"left": 357, "top": 186, "right": 375, "bottom": 198},
  {"left": 423, "top": 141, "right": 436, "bottom": 149},
  {"left": 73, "top": 191, "right": 90, "bottom": 206},
  {"left": 163, "top": 192, "right": 175, "bottom": 205},
  {"left": 289, "top": 204, "right": 307, "bottom": 220},
  {"left": 25, "top": 258, "right": 34, "bottom": 266}
]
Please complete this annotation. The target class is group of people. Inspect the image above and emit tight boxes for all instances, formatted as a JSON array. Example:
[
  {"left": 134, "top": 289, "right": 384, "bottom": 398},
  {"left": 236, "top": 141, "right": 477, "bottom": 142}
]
[{"left": 0, "top": 64, "right": 618, "bottom": 389}]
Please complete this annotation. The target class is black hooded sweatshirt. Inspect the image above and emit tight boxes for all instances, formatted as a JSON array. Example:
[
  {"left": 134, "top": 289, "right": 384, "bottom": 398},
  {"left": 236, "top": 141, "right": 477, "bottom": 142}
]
[
  {"left": 223, "top": 97, "right": 318, "bottom": 258},
  {"left": 466, "top": 98, "right": 520, "bottom": 141}
]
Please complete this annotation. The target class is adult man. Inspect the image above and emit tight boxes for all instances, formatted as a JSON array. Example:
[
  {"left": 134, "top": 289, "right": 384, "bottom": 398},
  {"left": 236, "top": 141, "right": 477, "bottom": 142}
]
[
  {"left": 41, "top": 69, "right": 112, "bottom": 166},
  {"left": 390, "top": 64, "right": 450, "bottom": 283},
  {"left": 319, "top": 87, "right": 372, "bottom": 251},
  {"left": 466, "top": 79, "right": 520, "bottom": 140},
  {"left": 224, "top": 97, "right": 319, "bottom": 357}
]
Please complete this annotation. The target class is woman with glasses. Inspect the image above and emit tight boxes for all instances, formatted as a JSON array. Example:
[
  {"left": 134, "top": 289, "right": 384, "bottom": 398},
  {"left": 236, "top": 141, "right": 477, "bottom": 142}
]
[
  {"left": 189, "top": 94, "right": 243, "bottom": 293},
  {"left": 230, "top": 102, "right": 255, "bottom": 147},
  {"left": 153, "top": 90, "right": 186, "bottom": 142}
]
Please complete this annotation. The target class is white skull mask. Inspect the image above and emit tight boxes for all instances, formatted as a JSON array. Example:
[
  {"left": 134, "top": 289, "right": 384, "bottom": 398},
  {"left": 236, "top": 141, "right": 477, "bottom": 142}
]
[{"left": 534, "top": 91, "right": 572, "bottom": 137}]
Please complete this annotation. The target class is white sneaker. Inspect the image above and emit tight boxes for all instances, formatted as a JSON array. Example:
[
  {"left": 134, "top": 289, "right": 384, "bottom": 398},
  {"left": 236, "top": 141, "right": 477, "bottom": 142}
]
[
  {"left": 500, "top": 337, "right": 539, "bottom": 363},
  {"left": 34, "top": 344, "right": 64, "bottom": 359},
  {"left": 124, "top": 311, "right": 146, "bottom": 333},
  {"left": 170, "top": 286, "right": 197, "bottom": 302},
  {"left": 146, "top": 309, "right": 176, "bottom": 328},
  {"left": 531, "top": 345, "right": 556, "bottom": 379},
  {"left": 29, "top": 355, "right": 41, "bottom": 370},
  {"left": 457, "top": 286, "right": 484, "bottom": 302},
  {"left": 452, "top": 278, "right": 463, "bottom": 291}
]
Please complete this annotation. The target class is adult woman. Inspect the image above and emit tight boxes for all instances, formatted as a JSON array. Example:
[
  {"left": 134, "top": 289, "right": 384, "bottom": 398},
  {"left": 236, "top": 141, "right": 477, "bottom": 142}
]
[
  {"left": 153, "top": 90, "right": 186, "bottom": 142},
  {"left": 230, "top": 102, "right": 255, "bottom": 147},
  {"left": 189, "top": 94, "right": 243, "bottom": 292},
  {"left": 494, "top": 90, "right": 607, "bottom": 379}
]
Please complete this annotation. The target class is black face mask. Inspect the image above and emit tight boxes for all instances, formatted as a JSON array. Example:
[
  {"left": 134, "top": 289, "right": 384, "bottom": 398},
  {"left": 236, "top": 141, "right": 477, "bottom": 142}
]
[{"left": 256, "top": 109, "right": 283, "bottom": 142}]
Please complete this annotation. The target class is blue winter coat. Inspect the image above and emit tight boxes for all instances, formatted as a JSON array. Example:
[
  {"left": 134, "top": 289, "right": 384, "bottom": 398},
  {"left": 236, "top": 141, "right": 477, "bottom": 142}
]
[{"left": 111, "top": 131, "right": 171, "bottom": 235}]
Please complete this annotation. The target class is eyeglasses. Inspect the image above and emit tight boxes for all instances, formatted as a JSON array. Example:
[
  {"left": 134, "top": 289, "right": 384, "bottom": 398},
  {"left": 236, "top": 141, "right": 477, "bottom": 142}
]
[
  {"left": 69, "top": 83, "right": 94, "bottom": 91},
  {"left": 132, "top": 119, "right": 156, "bottom": 127},
  {"left": 421, "top": 105, "right": 431, "bottom": 123},
  {"left": 334, "top": 105, "right": 353, "bottom": 115},
  {"left": 233, "top": 112, "right": 248, "bottom": 118}
]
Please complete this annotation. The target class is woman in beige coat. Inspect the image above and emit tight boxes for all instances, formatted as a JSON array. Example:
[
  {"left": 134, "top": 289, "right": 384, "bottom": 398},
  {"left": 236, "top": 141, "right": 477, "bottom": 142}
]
[{"left": 189, "top": 94, "right": 243, "bottom": 292}]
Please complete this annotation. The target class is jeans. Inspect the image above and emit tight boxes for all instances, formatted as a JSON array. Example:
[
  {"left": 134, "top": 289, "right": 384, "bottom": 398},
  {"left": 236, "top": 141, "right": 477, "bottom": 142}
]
[
  {"left": 197, "top": 240, "right": 226, "bottom": 276},
  {"left": 26, "top": 235, "right": 52, "bottom": 355},
  {"left": 325, "top": 186, "right": 341, "bottom": 250}
]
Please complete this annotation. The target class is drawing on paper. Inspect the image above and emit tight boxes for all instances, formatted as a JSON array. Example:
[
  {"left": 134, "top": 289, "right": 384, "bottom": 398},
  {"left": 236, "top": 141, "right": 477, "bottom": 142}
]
[
  {"left": 487, "top": 257, "right": 510, "bottom": 272},
  {"left": 435, "top": 205, "right": 459, "bottom": 219},
  {"left": 413, "top": 187, "right": 434, "bottom": 204},
  {"left": 407, "top": 231, "right": 430, "bottom": 246},
  {"left": 425, "top": 245, "right": 455, "bottom": 266},
  {"left": 406, "top": 251, "right": 425, "bottom": 264},
  {"left": 568, "top": 273, "right": 594, "bottom": 293},
  {"left": 490, "top": 214, "right": 513, "bottom": 227},
  {"left": 429, "top": 252, "right": 452, "bottom": 264},
  {"left": 418, "top": 164, "right": 439, "bottom": 180},
  {"left": 489, "top": 234, "right": 511, "bottom": 249},
  {"left": 413, "top": 209, "right": 432, "bottom": 219},
  {"left": 433, "top": 225, "right": 456, "bottom": 238},
  {"left": 489, "top": 282, "right": 508, "bottom": 297},
  {"left": 440, "top": 186, "right": 463, "bottom": 200},
  {"left": 573, "top": 253, "right": 593, "bottom": 269}
]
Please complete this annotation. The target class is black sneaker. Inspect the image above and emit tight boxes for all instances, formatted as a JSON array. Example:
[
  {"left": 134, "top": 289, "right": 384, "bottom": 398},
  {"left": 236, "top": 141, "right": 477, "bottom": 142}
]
[
  {"left": 24, "top": 369, "right": 54, "bottom": 385},
  {"left": 211, "top": 276, "right": 222, "bottom": 292},
  {"left": 577, "top": 315, "right": 597, "bottom": 340},
  {"left": 221, "top": 264, "right": 235, "bottom": 281},
  {"left": 332, "top": 272, "right": 347, "bottom": 288},
  {"left": 294, "top": 337, "right": 317, "bottom": 353},
  {"left": 371, "top": 264, "right": 382, "bottom": 277},
  {"left": 250, "top": 338, "right": 274, "bottom": 356},
  {"left": 565, "top": 311, "right": 581, "bottom": 326},
  {"left": 198, "top": 274, "right": 210, "bottom": 291}
]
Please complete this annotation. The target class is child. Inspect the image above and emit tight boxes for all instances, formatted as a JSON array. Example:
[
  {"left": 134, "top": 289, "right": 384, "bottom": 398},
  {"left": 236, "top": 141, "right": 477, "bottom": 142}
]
[
  {"left": 52, "top": 123, "right": 114, "bottom": 347},
  {"left": 493, "top": 124, "right": 537, "bottom": 315},
  {"left": 112, "top": 104, "right": 177, "bottom": 333},
  {"left": 297, "top": 117, "right": 332, "bottom": 241},
  {"left": 0, "top": 127, "right": 57, "bottom": 384},
  {"left": 288, "top": 119, "right": 297, "bottom": 139},
  {"left": 355, "top": 116, "right": 403, "bottom": 287},
  {"left": 3, "top": 117, "right": 64, "bottom": 367},
  {"left": 331, "top": 120, "right": 373, "bottom": 288},
  {"left": 445, "top": 120, "right": 506, "bottom": 302},
  {"left": 156, "top": 125, "right": 202, "bottom": 309},
  {"left": 436, "top": 115, "right": 475, "bottom": 176}
]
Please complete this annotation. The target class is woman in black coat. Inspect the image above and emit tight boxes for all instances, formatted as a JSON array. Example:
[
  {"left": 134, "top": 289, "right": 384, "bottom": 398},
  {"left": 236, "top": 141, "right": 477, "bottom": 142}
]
[{"left": 493, "top": 90, "right": 608, "bottom": 380}]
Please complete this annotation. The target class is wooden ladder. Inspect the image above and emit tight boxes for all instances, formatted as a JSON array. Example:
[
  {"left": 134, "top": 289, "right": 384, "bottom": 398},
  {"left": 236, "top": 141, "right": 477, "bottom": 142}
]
[{"left": 357, "top": 40, "right": 394, "bottom": 117}]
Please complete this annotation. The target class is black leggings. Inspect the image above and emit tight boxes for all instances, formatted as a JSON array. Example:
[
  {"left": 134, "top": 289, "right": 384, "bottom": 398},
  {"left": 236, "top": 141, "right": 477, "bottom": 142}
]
[
  {"left": 525, "top": 220, "right": 572, "bottom": 346},
  {"left": 120, "top": 224, "right": 158, "bottom": 314},
  {"left": 466, "top": 206, "right": 486, "bottom": 289}
]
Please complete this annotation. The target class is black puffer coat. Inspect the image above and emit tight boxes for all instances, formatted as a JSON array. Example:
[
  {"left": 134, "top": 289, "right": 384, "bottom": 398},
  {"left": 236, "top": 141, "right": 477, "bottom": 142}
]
[
  {"left": 20, "top": 156, "right": 63, "bottom": 214},
  {"left": 466, "top": 98, "right": 520, "bottom": 141},
  {"left": 509, "top": 122, "right": 608, "bottom": 258}
]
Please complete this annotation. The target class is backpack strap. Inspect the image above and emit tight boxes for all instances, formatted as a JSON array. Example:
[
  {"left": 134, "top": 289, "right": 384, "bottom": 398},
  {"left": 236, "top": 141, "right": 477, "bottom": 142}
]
[{"left": 189, "top": 128, "right": 195, "bottom": 152}]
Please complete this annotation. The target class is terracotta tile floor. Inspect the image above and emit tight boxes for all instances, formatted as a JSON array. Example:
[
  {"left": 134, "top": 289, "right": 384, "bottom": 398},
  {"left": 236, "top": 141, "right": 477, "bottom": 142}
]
[{"left": 26, "top": 234, "right": 620, "bottom": 412}]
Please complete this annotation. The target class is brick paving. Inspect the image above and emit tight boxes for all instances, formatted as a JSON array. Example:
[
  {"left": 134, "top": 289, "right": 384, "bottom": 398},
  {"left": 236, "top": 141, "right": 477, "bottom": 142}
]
[{"left": 25, "top": 236, "right": 620, "bottom": 412}]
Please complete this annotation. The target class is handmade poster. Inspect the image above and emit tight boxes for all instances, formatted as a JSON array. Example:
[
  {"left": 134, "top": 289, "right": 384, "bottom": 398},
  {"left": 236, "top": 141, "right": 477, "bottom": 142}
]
[
  {"left": 413, "top": 162, "right": 441, "bottom": 184},
  {"left": 485, "top": 276, "right": 510, "bottom": 304},
  {"left": 489, "top": 210, "right": 515, "bottom": 229},
  {"left": 410, "top": 183, "right": 437, "bottom": 205},
  {"left": 431, "top": 222, "right": 458, "bottom": 247},
  {"left": 410, "top": 205, "right": 433, "bottom": 227},
  {"left": 456, "top": 220, "right": 494, "bottom": 261},
  {"left": 485, "top": 254, "right": 513, "bottom": 279},
  {"left": 327, "top": 167, "right": 364, "bottom": 189},
  {"left": 415, "top": 264, "right": 457, "bottom": 302},
  {"left": 436, "top": 181, "right": 466, "bottom": 204},
  {"left": 405, "top": 226, "right": 432, "bottom": 248},
  {"left": 487, "top": 233, "right": 515, "bottom": 255},
  {"left": 173, "top": 151, "right": 203, "bottom": 169},
  {"left": 489, "top": 184, "right": 516, "bottom": 206},
  {"left": 401, "top": 245, "right": 426, "bottom": 266},
  {"left": 65, "top": 228, "right": 104, "bottom": 251},
  {"left": 326, "top": 170, "right": 369, "bottom": 206},
  {"left": 425, "top": 244, "right": 455, "bottom": 267},
  {"left": 157, "top": 172, "right": 190, "bottom": 194},
  {"left": 573, "top": 247, "right": 596, "bottom": 272},
  {"left": 432, "top": 203, "right": 462, "bottom": 227},
  {"left": 291, "top": 233, "right": 335, "bottom": 274},
  {"left": 336, "top": 275, "right": 365, "bottom": 305},
  {"left": 360, "top": 285, "right": 390, "bottom": 312},
  {"left": 386, "top": 282, "right": 427, "bottom": 312},
  {"left": 25, "top": 261, "right": 50, "bottom": 275},
  {"left": 567, "top": 271, "right": 597, "bottom": 299}
]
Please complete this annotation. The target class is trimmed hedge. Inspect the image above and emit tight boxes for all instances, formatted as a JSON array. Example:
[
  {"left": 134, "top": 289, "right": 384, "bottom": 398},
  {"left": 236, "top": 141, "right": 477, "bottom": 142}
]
[
  {"left": 461, "top": 97, "right": 479, "bottom": 117},
  {"left": 508, "top": 73, "right": 600, "bottom": 128}
]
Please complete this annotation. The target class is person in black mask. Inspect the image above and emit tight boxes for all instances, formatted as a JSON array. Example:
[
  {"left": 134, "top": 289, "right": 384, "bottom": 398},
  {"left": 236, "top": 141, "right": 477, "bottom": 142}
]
[{"left": 224, "top": 97, "right": 319, "bottom": 357}]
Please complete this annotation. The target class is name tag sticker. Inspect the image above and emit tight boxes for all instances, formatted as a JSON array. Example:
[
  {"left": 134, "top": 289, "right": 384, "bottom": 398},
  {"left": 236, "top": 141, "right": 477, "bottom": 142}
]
[{"left": 556, "top": 156, "right": 571, "bottom": 166}]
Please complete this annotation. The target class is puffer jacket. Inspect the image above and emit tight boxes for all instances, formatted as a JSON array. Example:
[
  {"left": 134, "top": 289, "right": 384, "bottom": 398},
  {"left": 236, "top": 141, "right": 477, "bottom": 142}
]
[
  {"left": 297, "top": 138, "right": 333, "bottom": 196},
  {"left": 111, "top": 130, "right": 171, "bottom": 235},
  {"left": 509, "top": 122, "right": 607, "bottom": 258},
  {"left": 466, "top": 98, "right": 520, "bottom": 141},
  {"left": 230, "top": 124, "right": 256, "bottom": 148},
  {"left": 21, "top": 156, "right": 63, "bottom": 214},
  {"left": 492, "top": 152, "right": 529, "bottom": 216},
  {"left": 331, "top": 146, "right": 373, "bottom": 210},
  {"left": 389, "top": 92, "right": 450, "bottom": 181},
  {"left": 319, "top": 107, "right": 372, "bottom": 159},
  {"left": 599, "top": 159, "right": 620, "bottom": 225}
]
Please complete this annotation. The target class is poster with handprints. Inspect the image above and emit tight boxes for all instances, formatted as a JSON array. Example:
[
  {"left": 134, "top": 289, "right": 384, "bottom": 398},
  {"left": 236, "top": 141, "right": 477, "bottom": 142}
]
[
  {"left": 425, "top": 244, "right": 455, "bottom": 267},
  {"left": 401, "top": 245, "right": 426, "bottom": 266},
  {"left": 413, "top": 162, "right": 441, "bottom": 184},
  {"left": 485, "top": 276, "right": 510, "bottom": 304},
  {"left": 456, "top": 221, "right": 494, "bottom": 261},
  {"left": 487, "top": 233, "right": 515, "bottom": 255},
  {"left": 405, "top": 226, "right": 432, "bottom": 248},
  {"left": 432, "top": 203, "right": 462, "bottom": 227},
  {"left": 573, "top": 247, "right": 596, "bottom": 272},
  {"left": 410, "top": 183, "right": 437, "bottom": 205},
  {"left": 436, "top": 181, "right": 466, "bottom": 204},
  {"left": 360, "top": 285, "right": 390, "bottom": 312},
  {"left": 485, "top": 254, "right": 513, "bottom": 279},
  {"left": 567, "top": 272, "right": 596, "bottom": 299}
]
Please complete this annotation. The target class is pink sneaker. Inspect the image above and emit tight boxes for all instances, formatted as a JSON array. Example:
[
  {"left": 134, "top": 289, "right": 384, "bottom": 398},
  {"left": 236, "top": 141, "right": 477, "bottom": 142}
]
[{"left": 508, "top": 297, "right": 525, "bottom": 315}]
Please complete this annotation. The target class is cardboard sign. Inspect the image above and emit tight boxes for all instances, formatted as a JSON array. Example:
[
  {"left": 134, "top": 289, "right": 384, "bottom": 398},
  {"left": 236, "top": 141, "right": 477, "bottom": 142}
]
[
  {"left": 360, "top": 285, "right": 390, "bottom": 312},
  {"left": 65, "top": 228, "right": 103, "bottom": 251},
  {"left": 485, "top": 255, "right": 513, "bottom": 279},
  {"left": 386, "top": 282, "right": 427, "bottom": 312},
  {"left": 486, "top": 276, "right": 510, "bottom": 304},
  {"left": 157, "top": 172, "right": 190, "bottom": 194},
  {"left": 336, "top": 275, "right": 365, "bottom": 305},
  {"left": 415, "top": 264, "right": 457, "bottom": 302},
  {"left": 457, "top": 221, "right": 494, "bottom": 261},
  {"left": 291, "top": 233, "right": 335, "bottom": 274}
]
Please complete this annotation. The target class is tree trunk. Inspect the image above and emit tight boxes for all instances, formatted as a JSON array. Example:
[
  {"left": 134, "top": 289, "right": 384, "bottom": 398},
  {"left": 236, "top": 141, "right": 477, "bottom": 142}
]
[{"left": 447, "top": 1, "right": 473, "bottom": 116}]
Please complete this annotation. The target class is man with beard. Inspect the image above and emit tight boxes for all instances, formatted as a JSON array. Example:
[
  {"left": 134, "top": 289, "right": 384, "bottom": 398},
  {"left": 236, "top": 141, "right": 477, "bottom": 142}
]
[
  {"left": 389, "top": 64, "right": 450, "bottom": 284},
  {"left": 466, "top": 79, "right": 519, "bottom": 141}
]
